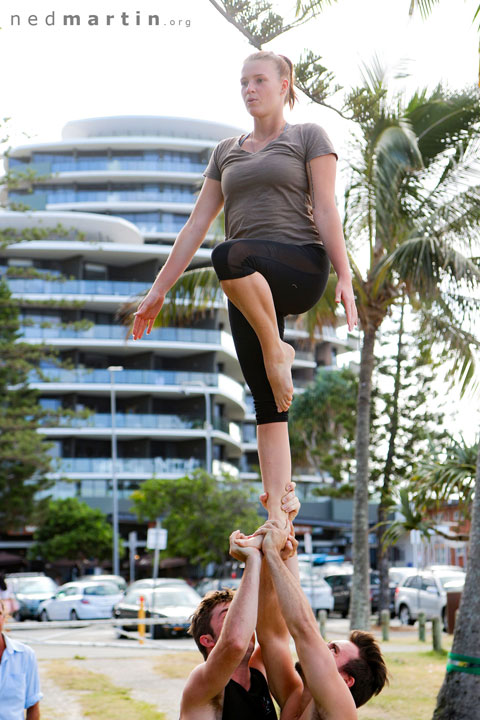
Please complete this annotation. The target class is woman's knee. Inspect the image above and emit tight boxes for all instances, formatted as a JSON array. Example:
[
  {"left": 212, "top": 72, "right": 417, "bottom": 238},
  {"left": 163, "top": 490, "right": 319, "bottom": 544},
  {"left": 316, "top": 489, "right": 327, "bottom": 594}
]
[{"left": 211, "top": 240, "right": 256, "bottom": 281}]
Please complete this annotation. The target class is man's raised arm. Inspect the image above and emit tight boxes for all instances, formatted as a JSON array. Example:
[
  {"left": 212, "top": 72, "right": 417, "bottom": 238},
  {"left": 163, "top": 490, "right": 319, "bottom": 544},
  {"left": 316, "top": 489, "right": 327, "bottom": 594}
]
[
  {"left": 180, "top": 530, "right": 262, "bottom": 717},
  {"left": 261, "top": 522, "right": 358, "bottom": 720}
]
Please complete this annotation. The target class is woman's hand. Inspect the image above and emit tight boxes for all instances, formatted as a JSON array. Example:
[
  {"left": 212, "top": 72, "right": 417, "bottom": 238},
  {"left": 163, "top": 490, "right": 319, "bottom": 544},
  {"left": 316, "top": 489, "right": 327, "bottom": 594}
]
[
  {"left": 335, "top": 276, "right": 358, "bottom": 332},
  {"left": 132, "top": 288, "right": 166, "bottom": 340}
]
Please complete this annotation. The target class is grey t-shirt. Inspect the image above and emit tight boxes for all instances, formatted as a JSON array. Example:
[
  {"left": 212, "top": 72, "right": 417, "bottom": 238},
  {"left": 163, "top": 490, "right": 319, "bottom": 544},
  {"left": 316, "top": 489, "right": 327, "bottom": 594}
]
[{"left": 203, "top": 122, "right": 338, "bottom": 245}]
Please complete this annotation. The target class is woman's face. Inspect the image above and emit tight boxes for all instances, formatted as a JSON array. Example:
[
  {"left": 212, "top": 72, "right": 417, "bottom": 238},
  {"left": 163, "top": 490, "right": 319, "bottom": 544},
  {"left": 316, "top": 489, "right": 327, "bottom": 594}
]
[{"left": 240, "top": 59, "right": 287, "bottom": 117}]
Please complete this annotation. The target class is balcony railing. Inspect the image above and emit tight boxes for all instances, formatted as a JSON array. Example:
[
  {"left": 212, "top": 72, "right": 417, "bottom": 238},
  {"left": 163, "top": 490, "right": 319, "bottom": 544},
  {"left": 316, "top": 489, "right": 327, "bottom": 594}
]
[
  {"left": 9, "top": 189, "right": 197, "bottom": 205},
  {"left": 43, "top": 413, "right": 241, "bottom": 439},
  {"left": 8, "top": 277, "right": 151, "bottom": 297},
  {"left": 22, "top": 324, "right": 225, "bottom": 345},
  {"left": 52, "top": 457, "right": 201, "bottom": 475},
  {"left": 31, "top": 369, "right": 245, "bottom": 405},
  {"left": 9, "top": 158, "right": 207, "bottom": 174}
]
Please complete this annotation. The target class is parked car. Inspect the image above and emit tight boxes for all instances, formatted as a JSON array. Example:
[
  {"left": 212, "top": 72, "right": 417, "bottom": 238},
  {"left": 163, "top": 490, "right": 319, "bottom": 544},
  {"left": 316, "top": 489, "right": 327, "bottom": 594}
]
[
  {"left": 113, "top": 584, "right": 202, "bottom": 639},
  {"left": 38, "top": 581, "right": 124, "bottom": 621},
  {"left": 128, "top": 578, "right": 191, "bottom": 593},
  {"left": 5, "top": 574, "right": 57, "bottom": 620},
  {"left": 77, "top": 574, "right": 127, "bottom": 593},
  {"left": 322, "top": 569, "right": 385, "bottom": 617},
  {"left": 298, "top": 561, "right": 334, "bottom": 616},
  {"left": 195, "top": 577, "right": 242, "bottom": 597},
  {"left": 388, "top": 567, "right": 417, "bottom": 588},
  {"left": 394, "top": 570, "right": 465, "bottom": 629}
]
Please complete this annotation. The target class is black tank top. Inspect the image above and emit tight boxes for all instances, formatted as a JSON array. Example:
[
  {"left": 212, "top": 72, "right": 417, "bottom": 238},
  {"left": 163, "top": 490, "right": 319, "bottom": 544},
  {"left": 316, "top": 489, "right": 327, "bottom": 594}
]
[{"left": 222, "top": 667, "right": 277, "bottom": 720}]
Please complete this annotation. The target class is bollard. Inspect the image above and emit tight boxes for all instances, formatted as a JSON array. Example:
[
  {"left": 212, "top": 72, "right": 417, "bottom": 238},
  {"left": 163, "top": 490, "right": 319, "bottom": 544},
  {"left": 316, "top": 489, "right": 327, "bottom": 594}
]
[
  {"left": 418, "top": 612, "right": 426, "bottom": 642},
  {"left": 381, "top": 610, "right": 390, "bottom": 641},
  {"left": 432, "top": 616, "right": 442, "bottom": 652},
  {"left": 318, "top": 610, "right": 327, "bottom": 640},
  {"left": 138, "top": 595, "right": 146, "bottom": 645}
]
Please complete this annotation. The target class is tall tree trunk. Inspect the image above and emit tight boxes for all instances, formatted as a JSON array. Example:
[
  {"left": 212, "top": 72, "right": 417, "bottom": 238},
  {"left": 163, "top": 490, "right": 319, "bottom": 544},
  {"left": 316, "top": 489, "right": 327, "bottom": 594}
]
[
  {"left": 377, "top": 297, "right": 405, "bottom": 619},
  {"left": 432, "top": 438, "right": 480, "bottom": 719},
  {"left": 350, "top": 326, "right": 377, "bottom": 629}
]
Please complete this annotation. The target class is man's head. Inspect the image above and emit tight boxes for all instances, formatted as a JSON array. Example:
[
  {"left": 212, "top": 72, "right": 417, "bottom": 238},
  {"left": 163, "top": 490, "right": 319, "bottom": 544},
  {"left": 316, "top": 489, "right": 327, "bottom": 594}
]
[
  {"left": 331, "top": 631, "right": 388, "bottom": 708},
  {"left": 188, "top": 589, "right": 235, "bottom": 660}
]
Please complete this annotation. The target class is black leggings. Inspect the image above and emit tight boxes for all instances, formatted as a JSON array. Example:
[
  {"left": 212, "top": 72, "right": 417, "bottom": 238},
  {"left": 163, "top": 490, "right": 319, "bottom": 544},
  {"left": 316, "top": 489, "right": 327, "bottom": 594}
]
[{"left": 211, "top": 238, "right": 331, "bottom": 425}]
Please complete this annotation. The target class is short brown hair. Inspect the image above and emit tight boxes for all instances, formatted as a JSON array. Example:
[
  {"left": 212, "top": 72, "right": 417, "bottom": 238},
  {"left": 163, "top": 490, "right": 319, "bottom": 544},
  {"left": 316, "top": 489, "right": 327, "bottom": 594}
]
[
  {"left": 243, "top": 51, "right": 298, "bottom": 109},
  {"left": 341, "top": 631, "right": 389, "bottom": 707},
  {"left": 188, "top": 589, "right": 235, "bottom": 660}
]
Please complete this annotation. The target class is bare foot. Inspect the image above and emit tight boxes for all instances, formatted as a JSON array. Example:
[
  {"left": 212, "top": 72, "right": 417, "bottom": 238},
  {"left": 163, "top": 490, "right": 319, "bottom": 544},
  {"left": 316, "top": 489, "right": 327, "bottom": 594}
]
[{"left": 264, "top": 341, "right": 295, "bottom": 412}]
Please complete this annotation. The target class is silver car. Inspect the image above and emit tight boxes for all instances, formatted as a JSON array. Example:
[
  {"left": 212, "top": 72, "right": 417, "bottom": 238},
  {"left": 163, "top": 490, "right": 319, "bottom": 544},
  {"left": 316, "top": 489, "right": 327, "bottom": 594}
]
[{"left": 394, "top": 570, "right": 465, "bottom": 628}]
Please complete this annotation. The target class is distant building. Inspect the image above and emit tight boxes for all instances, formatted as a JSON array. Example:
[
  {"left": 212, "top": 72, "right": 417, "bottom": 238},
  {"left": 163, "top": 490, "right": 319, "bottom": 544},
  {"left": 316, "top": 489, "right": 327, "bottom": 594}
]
[{"left": 1, "top": 115, "right": 353, "bottom": 552}]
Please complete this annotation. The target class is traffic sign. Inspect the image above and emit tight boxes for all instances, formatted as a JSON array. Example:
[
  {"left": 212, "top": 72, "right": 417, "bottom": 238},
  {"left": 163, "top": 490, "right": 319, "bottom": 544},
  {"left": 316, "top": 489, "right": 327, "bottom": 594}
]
[{"left": 147, "top": 527, "right": 168, "bottom": 550}]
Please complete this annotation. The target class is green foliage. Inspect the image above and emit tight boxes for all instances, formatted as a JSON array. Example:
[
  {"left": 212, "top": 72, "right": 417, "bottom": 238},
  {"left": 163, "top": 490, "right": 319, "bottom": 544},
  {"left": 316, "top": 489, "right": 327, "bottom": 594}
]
[
  {"left": 131, "top": 470, "right": 263, "bottom": 565},
  {"left": 0, "top": 280, "right": 56, "bottom": 529},
  {"left": 29, "top": 498, "right": 122, "bottom": 562},
  {"left": 370, "top": 307, "right": 450, "bottom": 495},
  {"left": 288, "top": 367, "right": 357, "bottom": 484},
  {"left": 382, "top": 436, "right": 477, "bottom": 546},
  {"left": 313, "top": 483, "right": 355, "bottom": 498}
]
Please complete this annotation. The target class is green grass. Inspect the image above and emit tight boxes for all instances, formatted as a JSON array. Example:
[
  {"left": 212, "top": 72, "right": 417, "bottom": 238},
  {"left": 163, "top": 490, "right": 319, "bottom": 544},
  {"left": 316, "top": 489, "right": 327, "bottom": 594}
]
[
  {"left": 46, "top": 661, "right": 167, "bottom": 720},
  {"left": 358, "top": 650, "right": 448, "bottom": 720}
]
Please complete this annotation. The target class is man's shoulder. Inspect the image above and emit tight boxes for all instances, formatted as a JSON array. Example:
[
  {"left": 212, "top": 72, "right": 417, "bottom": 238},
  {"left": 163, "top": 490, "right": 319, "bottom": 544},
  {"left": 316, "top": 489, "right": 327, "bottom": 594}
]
[{"left": 180, "top": 663, "right": 223, "bottom": 720}]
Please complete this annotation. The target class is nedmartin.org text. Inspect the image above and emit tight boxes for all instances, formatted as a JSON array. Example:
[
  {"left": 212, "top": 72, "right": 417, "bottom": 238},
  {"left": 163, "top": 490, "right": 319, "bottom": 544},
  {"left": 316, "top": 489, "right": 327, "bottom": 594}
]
[{"left": 10, "top": 11, "right": 191, "bottom": 28}]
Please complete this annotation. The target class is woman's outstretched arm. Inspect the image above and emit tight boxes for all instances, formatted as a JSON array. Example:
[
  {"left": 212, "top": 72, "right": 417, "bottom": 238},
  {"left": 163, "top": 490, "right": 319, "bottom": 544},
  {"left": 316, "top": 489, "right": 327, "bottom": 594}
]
[{"left": 132, "top": 177, "right": 224, "bottom": 340}]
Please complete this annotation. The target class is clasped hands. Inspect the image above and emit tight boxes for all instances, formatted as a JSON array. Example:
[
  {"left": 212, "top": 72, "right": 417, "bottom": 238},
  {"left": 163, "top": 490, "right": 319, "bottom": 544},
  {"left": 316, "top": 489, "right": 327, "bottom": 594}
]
[{"left": 229, "top": 482, "right": 300, "bottom": 562}]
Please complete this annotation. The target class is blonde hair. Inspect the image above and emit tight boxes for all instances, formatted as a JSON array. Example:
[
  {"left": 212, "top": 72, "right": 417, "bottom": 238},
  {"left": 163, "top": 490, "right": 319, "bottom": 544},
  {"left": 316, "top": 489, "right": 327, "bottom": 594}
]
[{"left": 243, "top": 51, "right": 298, "bottom": 109}]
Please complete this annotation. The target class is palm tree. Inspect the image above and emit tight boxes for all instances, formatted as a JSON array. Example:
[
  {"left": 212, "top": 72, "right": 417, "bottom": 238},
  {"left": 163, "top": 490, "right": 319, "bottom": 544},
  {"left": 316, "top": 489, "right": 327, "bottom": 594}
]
[
  {"left": 304, "top": 63, "right": 480, "bottom": 627},
  {"left": 433, "top": 440, "right": 480, "bottom": 718},
  {"left": 379, "top": 437, "right": 480, "bottom": 719}
]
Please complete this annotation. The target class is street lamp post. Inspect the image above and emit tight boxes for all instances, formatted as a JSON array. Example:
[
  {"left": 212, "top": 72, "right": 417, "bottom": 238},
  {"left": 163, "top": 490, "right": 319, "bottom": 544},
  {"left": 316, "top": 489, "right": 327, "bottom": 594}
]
[{"left": 108, "top": 365, "right": 123, "bottom": 576}]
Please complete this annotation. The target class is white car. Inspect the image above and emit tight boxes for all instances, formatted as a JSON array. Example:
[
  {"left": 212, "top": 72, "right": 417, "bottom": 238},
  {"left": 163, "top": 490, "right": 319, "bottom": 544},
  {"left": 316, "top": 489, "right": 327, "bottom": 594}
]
[
  {"left": 394, "top": 570, "right": 465, "bottom": 628},
  {"left": 38, "top": 581, "right": 124, "bottom": 621},
  {"left": 298, "top": 561, "right": 334, "bottom": 615}
]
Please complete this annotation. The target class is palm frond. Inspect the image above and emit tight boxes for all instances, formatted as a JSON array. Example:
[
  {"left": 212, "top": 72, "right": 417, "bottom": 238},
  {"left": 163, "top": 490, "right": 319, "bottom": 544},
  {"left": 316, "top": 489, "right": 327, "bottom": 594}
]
[
  {"left": 406, "top": 86, "right": 480, "bottom": 166},
  {"left": 117, "top": 266, "right": 224, "bottom": 330},
  {"left": 374, "top": 234, "right": 480, "bottom": 298},
  {"left": 409, "top": 0, "right": 441, "bottom": 19},
  {"left": 418, "top": 303, "right": 480, "bottom": 395},
  {"left": 374, "top": 120, "right": 424, "bottom": 248},
  {"left": 411, "top": 437, "right": 478, "bottom": 507}
]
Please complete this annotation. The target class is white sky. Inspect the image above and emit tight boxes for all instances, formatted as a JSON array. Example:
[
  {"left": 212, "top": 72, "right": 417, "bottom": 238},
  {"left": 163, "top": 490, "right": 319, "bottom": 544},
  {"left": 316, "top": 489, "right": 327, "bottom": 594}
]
[{"left": 1, "top": 0, "right": 479, "bottom": 442}]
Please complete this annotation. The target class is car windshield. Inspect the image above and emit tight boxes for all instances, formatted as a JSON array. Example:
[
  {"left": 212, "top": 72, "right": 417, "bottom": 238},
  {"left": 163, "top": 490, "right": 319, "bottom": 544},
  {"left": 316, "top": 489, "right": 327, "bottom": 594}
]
[
  {"left": 151, "top": 588, "right": 200, "bottom": 607},
  {"left": 83, "top": 583, "right": 120, "bottom": 596},
  {"left": 438, "top": 575, "right": 465, "bottom": 589},
  {"left": 15, "top": 578, "right": 56, "bottom": 594}
]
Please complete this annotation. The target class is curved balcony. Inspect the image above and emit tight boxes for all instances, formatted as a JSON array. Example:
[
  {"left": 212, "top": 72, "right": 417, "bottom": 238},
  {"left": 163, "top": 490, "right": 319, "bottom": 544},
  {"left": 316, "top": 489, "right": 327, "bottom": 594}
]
[
  {"left": 9, "top": 157, "right": 207, "bottom": 176},
  {"left": 41, "top": 412, "right": 242, "bottom": 448},
  {"left": 21, "top": 324, "right": 237, "bottom": 361},
  {"left": 8, "top": 277, "right": 151, "bottom": 297},
  {"left": 49, "top": 456, "right": 202, "bottom": 479},
  {"left": 7, "top": 276, "right": 225, "bottom": 312},
  {"left": 30, "top": 368, "right": 245, "bottom": 409}
]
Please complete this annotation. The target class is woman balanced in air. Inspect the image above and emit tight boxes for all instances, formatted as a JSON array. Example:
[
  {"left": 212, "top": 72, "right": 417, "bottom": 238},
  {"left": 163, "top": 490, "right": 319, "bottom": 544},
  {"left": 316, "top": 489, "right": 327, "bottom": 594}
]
[{"left": 132, "top": 51, "right": 357, "bottom": 525}]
